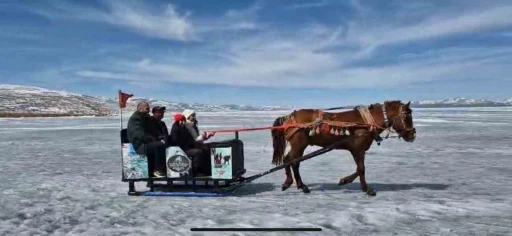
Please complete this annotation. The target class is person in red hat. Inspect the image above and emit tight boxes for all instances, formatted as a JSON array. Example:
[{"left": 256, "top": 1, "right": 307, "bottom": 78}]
[
  {"left": 173, "top": 113, "right": 185, "bottom": 122},
  {"left": 169, "top": 112, "right": 210, "bottom": 176},
  {"left": 169, "top": 113, "right": 195, "bottom": 149}
]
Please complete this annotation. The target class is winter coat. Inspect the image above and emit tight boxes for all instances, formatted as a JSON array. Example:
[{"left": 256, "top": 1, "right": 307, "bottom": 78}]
[
  {"left": 185, "top": 120, "right": 208, "bottom": 142},
  {"left": 148, "top": 116, "right": 169, "bottom": 143},
  {"left": 126, "top": 111, "right": 155, "bottom": 154},
  {"left": 169, "top": 121, "right": 200, "bottom": 152}
]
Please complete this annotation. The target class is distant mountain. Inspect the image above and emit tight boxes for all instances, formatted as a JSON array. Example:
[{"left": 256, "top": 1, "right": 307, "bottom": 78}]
[
  {"left": 331, "top": 97, "right": 512, "bottom": 109},
  {"left": 0, "top": 84, "right": 289, "bottom": 117},
  {"left": 103, "top": 97, "right": 290, "bottom": 113},
  {"left": 0, "top": 85, "right": 111, "bottom": 117},
  {"left": 410, "top": 97, "right": 512, "bottom": 108},
  {"left": 1, "top": 84, "right": 510, "bottom": 117}
]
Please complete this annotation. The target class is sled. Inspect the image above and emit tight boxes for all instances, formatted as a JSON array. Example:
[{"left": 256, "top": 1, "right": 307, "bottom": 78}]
[{"left": 120, "top": 128, "right": 247, "bottom": 197}]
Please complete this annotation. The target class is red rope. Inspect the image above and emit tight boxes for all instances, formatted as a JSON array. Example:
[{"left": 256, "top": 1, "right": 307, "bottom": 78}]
[
  {"left": 205, "top": 122, "right": 386, "bottom": 134},
  {"left": 205, "top": 123, "right": 299, "bottom": 133}
]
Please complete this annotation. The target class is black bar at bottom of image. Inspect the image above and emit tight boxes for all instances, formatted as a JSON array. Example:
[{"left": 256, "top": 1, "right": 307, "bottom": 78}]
[{"left": 190, "top": 227, "right": 322, "bottom": 232}]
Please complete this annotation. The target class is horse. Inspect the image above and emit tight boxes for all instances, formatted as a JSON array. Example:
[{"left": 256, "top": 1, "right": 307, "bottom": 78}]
[{"left": 271, "top": 100, "right": 416, "bottom": 196}]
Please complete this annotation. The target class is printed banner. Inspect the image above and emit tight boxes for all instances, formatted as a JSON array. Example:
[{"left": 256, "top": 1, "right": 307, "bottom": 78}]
[
  {"left": 211, "top": 147, "right": 233, "bottom": 179},
  {"left": 166, "top": 146, "right": 192, "bottom": 178},
  {"left": 122, "top": 144, "right": 148, "bottom": 179}
]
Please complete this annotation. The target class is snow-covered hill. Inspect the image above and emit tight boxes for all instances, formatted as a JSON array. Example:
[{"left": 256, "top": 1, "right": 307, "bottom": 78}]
[
  {"left": 333, "top": 97, "right": 512, "bottom": 109},
  {"left": 103, "top": 97, "right": 290, "bottom": 113},
  {"left": 0, "top": 85, "right": 289, "bottom": 117},
  {"left": 1, "top": 84, "right": 511, "bottom": 117},
  {"left": 411, "top": 97, "right": 512, "bottom": 107},
  {"left": 0, "top": 85, "right": 111, "bottom": 117}
]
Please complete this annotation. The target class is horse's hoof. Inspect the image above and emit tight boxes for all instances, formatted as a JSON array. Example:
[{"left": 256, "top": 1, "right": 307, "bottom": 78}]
[
  {"left": 338, "top": 179, "right": 349, "bottom": 186},
  {"left": 282, "top": 184, "right": 291, "bottom": 191},
  {"left": 299, "top": 185, "right": 310, "bottom": 194},
  {"left": 366, "top": 189, "right": 376, "bottom": 196}
]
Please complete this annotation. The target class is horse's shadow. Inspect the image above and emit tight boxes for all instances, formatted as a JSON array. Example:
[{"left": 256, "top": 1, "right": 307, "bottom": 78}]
[
  {"left": 232, "top": 182, "right": 449, "bottom": 196},
  {"left": 309, "top": 182, "right": 450, "bottom": 192},
  {"left": 233, "top": 183, "right": 277, "bottom": 196}
]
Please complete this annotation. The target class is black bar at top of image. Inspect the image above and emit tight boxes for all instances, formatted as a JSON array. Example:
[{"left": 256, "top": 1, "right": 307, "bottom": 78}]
[{"left": 190, "top": 227, "right": 322, "bottom": 232}]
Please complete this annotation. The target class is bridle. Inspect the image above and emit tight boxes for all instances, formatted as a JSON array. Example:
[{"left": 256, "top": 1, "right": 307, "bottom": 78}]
[{"left": 382, "top": 103, "right": 415, "bottom": 140}]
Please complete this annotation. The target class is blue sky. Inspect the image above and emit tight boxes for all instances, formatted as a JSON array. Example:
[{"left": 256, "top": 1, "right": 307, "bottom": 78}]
[{"left": 0, "top": 0, "right": 511, "bottom": 107}]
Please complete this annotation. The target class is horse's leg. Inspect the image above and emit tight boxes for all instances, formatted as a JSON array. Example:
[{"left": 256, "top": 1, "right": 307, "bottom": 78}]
[
  {"left": 339, "top": 153, "right": 360, "bottom": 185},
  {"left": 351, "top": 150, "right": 376, "bottom": 196},
  {"left": 338, "top": 172, "right": 358, "bottom": 186},
  {"left": 291, "top": 161, "right": 310, "bottom": 193},
  {"left": 281, "top": 153, "right": 294, "bottom": 191},
  {"left": 289, "top": 139, "right": 308, "bottom": 193}
]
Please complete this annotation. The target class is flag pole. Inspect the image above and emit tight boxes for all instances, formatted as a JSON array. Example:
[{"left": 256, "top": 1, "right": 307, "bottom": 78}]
[
  {"left": 118, "top": 89, "right": 133, "bottom": 129},
  {"left": 119, "top": 90, "right": 123, "bottom": 129},
  {"left": 118, "top": 89, "right": 134, "bottom": 182},
  {"left": 119, "top": 90, "right": 124, "bottom": 182},
  {"left": 120, "top": 107, "right": 123, "bottom": 129}
]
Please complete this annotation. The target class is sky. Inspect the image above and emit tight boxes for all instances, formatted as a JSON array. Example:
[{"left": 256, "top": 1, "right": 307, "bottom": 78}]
[{"left": 0, "top": 0, "right": 511, "bottom": 107}]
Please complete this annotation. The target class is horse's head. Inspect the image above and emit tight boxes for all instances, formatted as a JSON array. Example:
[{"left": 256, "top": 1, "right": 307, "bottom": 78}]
[{"left": 383, "top": 100, "right": 416, "bottom": 142}]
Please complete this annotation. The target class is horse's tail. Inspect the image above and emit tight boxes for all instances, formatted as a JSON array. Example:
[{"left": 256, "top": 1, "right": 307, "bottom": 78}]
[{"left": 271, "top": 116, "right": 287, "bottom": 166}]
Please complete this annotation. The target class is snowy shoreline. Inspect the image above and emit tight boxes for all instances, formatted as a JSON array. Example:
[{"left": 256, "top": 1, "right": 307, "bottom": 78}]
[{"left": 0, "top": 113, "right": 111, "bottom": 119}]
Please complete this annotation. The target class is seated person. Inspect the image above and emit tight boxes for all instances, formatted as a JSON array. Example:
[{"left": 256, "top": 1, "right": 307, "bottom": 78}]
[
  {"left": 182, "top": 109, "right": 215, "bottom": 143},
  {"left": 148, "top": 106, "right": 169, "bottom": 144},
  {"left": 169, "top": 113, "right": 214, "bottom": 176},
  {"left": 126, "top": 102, "right": 167, "bottom": 178}
]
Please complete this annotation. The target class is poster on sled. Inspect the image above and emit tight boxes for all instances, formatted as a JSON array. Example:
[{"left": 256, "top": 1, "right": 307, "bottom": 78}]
[
  {"left": 122, "top": 144, "right": 149, "bottom": 179},
  {"left": 166, "top": 146, "right": 192, "bottom": 178},
  {"left": 211, "top": 147, "right": 233, "bottom": 179}
]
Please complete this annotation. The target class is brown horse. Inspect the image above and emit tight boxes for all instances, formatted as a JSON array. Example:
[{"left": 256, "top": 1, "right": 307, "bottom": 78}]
[{"left": 271, "top": 100, "right": 416, "bottom": 196}]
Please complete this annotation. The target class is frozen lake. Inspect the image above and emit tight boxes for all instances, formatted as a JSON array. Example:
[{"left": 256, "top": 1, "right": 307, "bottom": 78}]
[{"left": 1, "top": 107, "right": 511, "bottom": 235}]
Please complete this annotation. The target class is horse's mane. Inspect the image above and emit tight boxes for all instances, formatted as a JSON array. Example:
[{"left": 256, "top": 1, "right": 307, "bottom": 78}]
[{"left": 384, "top": 100, "right": 402, "bottom": 104}]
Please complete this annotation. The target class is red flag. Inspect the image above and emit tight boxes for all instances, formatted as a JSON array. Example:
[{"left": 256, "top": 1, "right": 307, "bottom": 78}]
[{"left": 118, "top": 90, "right": 133, "bottom": 108}]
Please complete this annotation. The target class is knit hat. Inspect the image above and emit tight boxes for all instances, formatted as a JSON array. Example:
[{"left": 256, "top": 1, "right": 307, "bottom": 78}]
[
  {"left": 182, "top": 109, "right": 195, "bottom": 119},
  {"left": 173, "top": 113, "right": 185, "bottom": 121}
]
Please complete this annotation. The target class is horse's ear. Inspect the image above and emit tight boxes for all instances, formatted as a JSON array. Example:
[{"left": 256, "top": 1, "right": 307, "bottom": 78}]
[{"left": 405, "top": 101, "right": 411, "bottom": 108}]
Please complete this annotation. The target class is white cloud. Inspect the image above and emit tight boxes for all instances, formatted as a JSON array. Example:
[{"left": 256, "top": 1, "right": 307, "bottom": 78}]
[
  {"left": 29, "top": 0, "right": 512, "bottom": 89},
  {"left": 29, "top": 0, "right": 194, "bottom": 41},
  {"left": 286, "top": 0, "right": 328, "bottom": 9},
  {"left": 348, "top": 6, "right": 512, "bottom": 50},
  {"left": 29, "top": 0, "right": 261, "bottom": 41},
  {"left": 195, "top": 3, "right": 262, "bottom": 34},
  {"left": 75, "top": 43, "right": 512, "bottom": 89}
]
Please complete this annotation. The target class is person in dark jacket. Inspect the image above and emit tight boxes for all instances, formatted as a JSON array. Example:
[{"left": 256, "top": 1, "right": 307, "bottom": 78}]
[
  {"left": 127, "top": 102, "right": 166, "bottom": 178},
  {"left": 148, "top": 106, "right": 169, "bottom": 144},
  {"left": 169, "top": 113, "right": 211, "bottom": 176}
]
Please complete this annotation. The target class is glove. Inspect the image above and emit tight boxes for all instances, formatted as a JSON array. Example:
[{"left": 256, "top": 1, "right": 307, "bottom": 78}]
[{"left": 203, "top": 131, "right": 215, "bottom": 140}]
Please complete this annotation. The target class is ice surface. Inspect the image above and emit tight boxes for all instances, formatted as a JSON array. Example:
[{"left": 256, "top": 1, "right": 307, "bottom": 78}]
[{"left": 1, "top": 108, "right": 512, "bottom": 236}]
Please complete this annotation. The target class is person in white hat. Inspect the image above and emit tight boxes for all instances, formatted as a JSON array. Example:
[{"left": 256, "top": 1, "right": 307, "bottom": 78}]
[{"left": 182, "top": 109, "right": 215, "bottom": 142}]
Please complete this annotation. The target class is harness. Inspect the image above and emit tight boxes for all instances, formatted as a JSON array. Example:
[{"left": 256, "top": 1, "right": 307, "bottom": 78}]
[
  {"left": 356, "top": 106, "right": 383, "bottom": 144},
  {"left": 281, "top": 103, "right": 414, "bottom": 145}
]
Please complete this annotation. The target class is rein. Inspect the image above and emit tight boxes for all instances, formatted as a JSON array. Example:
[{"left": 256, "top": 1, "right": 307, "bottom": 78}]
[{"left": 322, "top": 106, "right": 348, "bottom": 111}]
